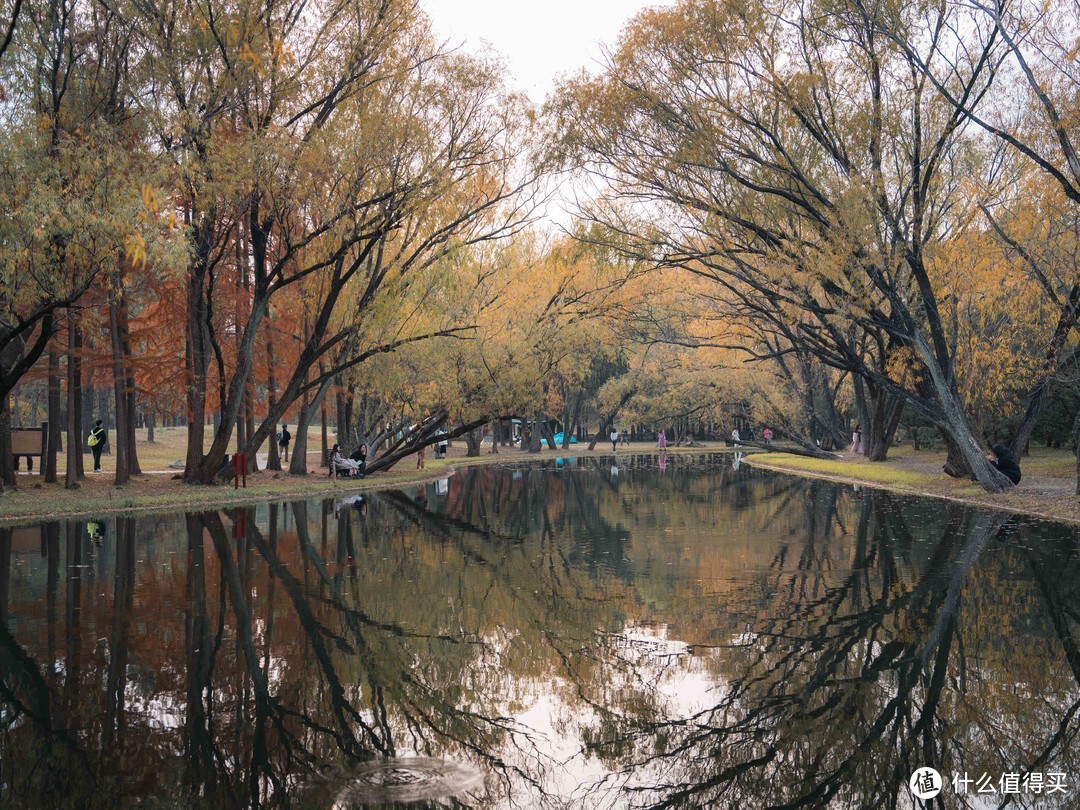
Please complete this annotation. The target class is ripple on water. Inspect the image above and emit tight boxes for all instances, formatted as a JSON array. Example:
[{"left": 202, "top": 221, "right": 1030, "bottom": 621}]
[{"left": 330, "top": 757, "right": 485, "bottom": 807}]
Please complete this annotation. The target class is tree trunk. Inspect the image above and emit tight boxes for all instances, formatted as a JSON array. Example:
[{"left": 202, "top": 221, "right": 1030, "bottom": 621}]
[
  {"left": 938, "top": 407, "right": 1011, "bottom": 492},
  {"left": 320, "top": 386, "right": 328, "bottom": 468},
  {"left": 335, "top": 389, "right": 346, "bottom": 447},
  {"left": 265, "top": 330, "right": 280, "bottom": 472},
  {"left": 119, "top": 292, "right": 140, "bottom": 475},
  {"left": 527, "top": 413, "right": 542, "bottom": 453},
  {"left": 1071, "top": 407, "right": 1080, "bottom": 496},
  {"left": 146, "top": 411, "right": 155, "bottom": 443},
  {"left": 109, "top": 299, "right": 130, "bottom": 486},
  {"left": 862, "top": 389, "right": 904, "bottom": 462},
  {"left": 183, "top": 247, "right": 212, "bottom": 481},
  {"left": 464, "top": 428, "right": 481, "bottom": 457},
  {"left": 489, "top": 419, "right": 499, "bottom": 454},
  {"left": 0, "top": 399, "right": 13, "bottom": 488},
  {"left": 289, "top": 377, "right": 333, "bottom": 475},
  {"left": 46, "top": 349, "right": 60, "bottom": 483},
  {"left": 562, "top": 393, "right": 572, "bottom": 450},
  {"left": 65, "top": 314, "right": 83, "bottom": 488}
]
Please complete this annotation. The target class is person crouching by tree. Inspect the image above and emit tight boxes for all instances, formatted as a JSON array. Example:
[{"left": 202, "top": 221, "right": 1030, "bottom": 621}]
[
  {"left": 987, "top": 444, "right": 1022, "bottom": 485},
  {"left": 88, "top": 420, "right": 106, "bottom": 472}
]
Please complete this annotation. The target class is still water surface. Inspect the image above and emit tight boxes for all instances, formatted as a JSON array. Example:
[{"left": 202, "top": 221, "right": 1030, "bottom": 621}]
[{"left": 2, "top": 454, "right": 1078, "bottom": 808}]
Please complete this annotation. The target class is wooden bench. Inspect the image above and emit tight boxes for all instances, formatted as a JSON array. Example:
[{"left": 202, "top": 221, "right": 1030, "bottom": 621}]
[{"left": 11, "top": 422, "right": 48, "bottom": 472}]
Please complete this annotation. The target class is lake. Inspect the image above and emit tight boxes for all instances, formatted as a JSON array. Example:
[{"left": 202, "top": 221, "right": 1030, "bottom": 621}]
[{"left": 1, "top": 454, "right": 1078, "bottom": 808}]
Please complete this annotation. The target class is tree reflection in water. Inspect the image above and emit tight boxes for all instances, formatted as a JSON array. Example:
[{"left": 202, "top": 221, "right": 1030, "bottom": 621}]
[{"left": 0, "top": 455, "right": 1078, "bottom": 808}]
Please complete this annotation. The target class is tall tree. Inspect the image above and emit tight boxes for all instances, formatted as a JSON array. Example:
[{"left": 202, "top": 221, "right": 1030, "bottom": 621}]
[{"left": 552, "top": 0, "right": 1014, "bottom": 489}]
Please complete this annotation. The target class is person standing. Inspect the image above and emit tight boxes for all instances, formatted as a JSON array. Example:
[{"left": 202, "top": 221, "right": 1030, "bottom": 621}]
[
  {"left": 850, "top": 424, "right": 862, "bottom": 454},
  {"left": 731, "top": 427, "right": 741, "bottom": 445},
  {"left": 610, "top": 427, "right": 619, "bottom": 453},
  {"left": 88, "top": 420, "right": 106, "bottom": 472},
  {"left": 657, "top": 429, "right": 668, "bottom": 450},
  {"left": 416, "top": 444, "right": 426, "bottom": 469},
  {"left": 763, "top": 427, "right": 773, "bottom": 446},
  {"left": 278, "top": 423, "right": 291, "bottom": 462}
]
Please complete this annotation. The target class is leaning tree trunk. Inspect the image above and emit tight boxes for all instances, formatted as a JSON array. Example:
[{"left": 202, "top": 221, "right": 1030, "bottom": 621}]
[
  {"left": 937, "top": 400, "right": 1012, "bottom": 492},
  {"left": 1010, "top": 283, "right": 1078, "bottom": 457},
  {"left": 587, "top": 388, "right": 636, "bottom": 451}
]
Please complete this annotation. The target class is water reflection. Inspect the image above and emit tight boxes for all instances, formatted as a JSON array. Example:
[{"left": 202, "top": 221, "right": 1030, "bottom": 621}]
[{"left": 1, "top": 455, "right": 1078, "bottom": 808}]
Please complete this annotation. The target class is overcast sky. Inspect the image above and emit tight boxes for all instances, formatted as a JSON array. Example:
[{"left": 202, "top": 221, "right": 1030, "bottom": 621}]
[{"left": 421, "top": 1, "right": 659, "bottom": 102}]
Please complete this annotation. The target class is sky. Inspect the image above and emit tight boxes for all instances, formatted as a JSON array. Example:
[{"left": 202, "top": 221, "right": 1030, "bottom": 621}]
[{"left": 421, "top": 1, "right": 659, "bottom": 102}]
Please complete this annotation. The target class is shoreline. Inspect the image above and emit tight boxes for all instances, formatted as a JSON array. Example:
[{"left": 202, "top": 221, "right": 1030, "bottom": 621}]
[
  {"left": 745, "top": 451, "right": 1080, "bottom": 526},
  {"left": 4, "top": 443, "right": 1079, "bottom": 527},
  {"left": 0, "top": 444, "right": 709, "bottom": 527}
]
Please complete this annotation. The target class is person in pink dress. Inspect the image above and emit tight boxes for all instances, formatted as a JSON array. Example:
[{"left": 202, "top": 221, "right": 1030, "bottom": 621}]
[{"left": 657, "top": 429, "right": 668, "bottom": 449}]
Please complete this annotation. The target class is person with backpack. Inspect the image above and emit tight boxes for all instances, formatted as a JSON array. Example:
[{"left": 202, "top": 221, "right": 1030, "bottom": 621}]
[
  {"left": 278, "top": 423, "right": 291, "bottom": 462},
  {"left": 88, "top": 420, "right": 106, "bottom": 472}
]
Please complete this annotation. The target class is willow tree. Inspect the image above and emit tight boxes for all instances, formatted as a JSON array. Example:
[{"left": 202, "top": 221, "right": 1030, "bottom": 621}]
[
  {"left": 553, "top": 0, "right": 1013, "bottom": 489},
  {"left": 0, "top": 0, "right": 174, "bottom": 489},
  {"left": 131, "top": 0, "right": 533, "bottom": 483},
  {"left": 891, "top": 0, "right": 1080, "bottom": 467}
]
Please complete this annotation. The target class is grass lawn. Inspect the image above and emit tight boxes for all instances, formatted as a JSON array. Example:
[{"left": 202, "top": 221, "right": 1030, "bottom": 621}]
[{"left": 749, "top": 443, "right": 1080, "bottom": 524}]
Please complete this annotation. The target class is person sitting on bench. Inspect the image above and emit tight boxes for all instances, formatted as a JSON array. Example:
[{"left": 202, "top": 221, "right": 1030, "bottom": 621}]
[{"left": 331, "top": 444, "right": 362, "bottom": 477}]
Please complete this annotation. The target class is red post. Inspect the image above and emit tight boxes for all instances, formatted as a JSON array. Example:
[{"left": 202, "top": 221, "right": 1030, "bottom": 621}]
[{"left": 233, "top": 453, "right": 247, "bottom": 488}]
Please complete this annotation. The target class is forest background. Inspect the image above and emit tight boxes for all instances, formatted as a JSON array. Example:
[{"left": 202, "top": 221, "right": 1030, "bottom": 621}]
[{"left": 1, "top": 0, "right": 1079, "bottom": 495}]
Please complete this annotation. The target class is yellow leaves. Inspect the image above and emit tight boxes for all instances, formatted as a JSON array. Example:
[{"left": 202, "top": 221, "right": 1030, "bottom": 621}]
[
  {"left": 269, "top": 38, "right": 294, "bottom": 69},
  {"left": 141, "top": 184, "right": 160, "bottom": 213},
  {"left": 885, "top": 347, "right": 923, "bottom": 388},
  {"left": 238, "top": 42, "right": 262, "bottom": 75},
  {"left": 125, "top": 233, "right": 148, "bottom": 271}
]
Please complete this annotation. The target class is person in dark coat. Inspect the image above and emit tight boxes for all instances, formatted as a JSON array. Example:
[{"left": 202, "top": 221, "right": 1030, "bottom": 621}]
[
  {"left": 987, "top": 443, "right": 1021, "bottom": 485},
  {"left": 88, "top": 420, "right": 106, "bottom": 472},
  {"left": 350, "top": 443, "right": 367, "bottom": 476}
]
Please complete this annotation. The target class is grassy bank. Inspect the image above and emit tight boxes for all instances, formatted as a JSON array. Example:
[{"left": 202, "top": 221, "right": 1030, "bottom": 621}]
[
  {"left": 9, "top": 434, "right": 1077, "bottom": 527},
  {"left": 0, "top": 439, "right": 708, "bottom": 526},
  {"left": 748, "top": 445, "right": 1080, "bottom": 525}
]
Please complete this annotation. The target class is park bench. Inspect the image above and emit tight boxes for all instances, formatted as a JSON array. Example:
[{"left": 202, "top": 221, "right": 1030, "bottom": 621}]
[{"left": 11, "top": 422, "right": 49, "bottom": 472}]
